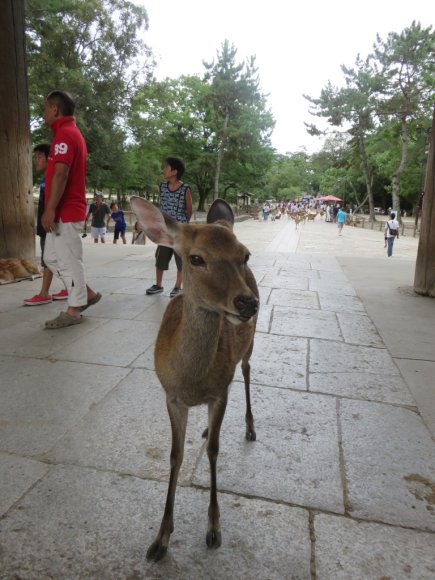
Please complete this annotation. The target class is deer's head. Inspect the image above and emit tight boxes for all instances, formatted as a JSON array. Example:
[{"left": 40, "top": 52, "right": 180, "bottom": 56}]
[{"left": 130, "top": 197, "right": 258, "bottom": 324}]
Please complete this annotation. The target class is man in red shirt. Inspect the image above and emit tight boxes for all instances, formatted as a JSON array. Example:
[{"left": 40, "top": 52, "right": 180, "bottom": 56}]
[{"left": 41, "top": 90, "right": 101, "bottom": 328}]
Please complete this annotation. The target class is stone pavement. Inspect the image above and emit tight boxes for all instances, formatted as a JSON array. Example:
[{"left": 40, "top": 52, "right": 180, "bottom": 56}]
[{"left": 0, "top": 216, "right": 434, "bottom": 579}]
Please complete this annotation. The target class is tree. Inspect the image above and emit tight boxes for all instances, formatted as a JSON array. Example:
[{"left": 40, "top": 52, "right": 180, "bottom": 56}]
[
  {"left": 414, "top": 107, "right": 435, "bottom": 296},
  {"left": 305, "top": 54, "right": 382, "bottom": 220},
  {"left": 26, "top": 0, "right": 154, "bottom": 189},
  {"left": 264, "top": 152, "right": 314, "bottom": 200},
  {"left": 203, "top": 40, "right": 274, "bottom": 199},
  {"left": 0, "top": 0, "right": 34, "bottom": 259},
  {"left": 371, "top": 22, "right": 435, "bottom": 216},
  {"left": 129, "top": 75, "right": 216, "bottom": 209}
]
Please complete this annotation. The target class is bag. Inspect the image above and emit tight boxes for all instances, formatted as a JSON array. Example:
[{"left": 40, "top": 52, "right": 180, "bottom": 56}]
[{"left": 387, "top": 222, "right": 398, "bottom": 236}]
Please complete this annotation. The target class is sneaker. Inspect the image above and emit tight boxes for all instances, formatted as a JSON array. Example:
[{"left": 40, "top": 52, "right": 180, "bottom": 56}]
[
  {"left": 52, "top": 289, "right": 68, "bottom": 300},
  {"left": 170, "top": 287, "right": 181, "bottom": 298},
  {"left": 24, "top": 294, "right": 52, "bottom": 306},
  {"left": 146, "top": 284, "right": 164, "bottom": 295}
]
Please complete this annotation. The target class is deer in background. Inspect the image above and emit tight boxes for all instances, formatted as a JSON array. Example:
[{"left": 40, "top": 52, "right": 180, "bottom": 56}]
[{"left": 130, "top": 197, "right": 259, "bottom": 562}]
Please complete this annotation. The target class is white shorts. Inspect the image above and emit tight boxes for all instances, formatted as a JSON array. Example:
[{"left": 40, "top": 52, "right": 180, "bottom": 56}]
[
  {"left": 44, "top": 220, "right": 87, "bottom": 308},
  {"left": 91, "top": 226, "right": 106, "bottom": 239}
]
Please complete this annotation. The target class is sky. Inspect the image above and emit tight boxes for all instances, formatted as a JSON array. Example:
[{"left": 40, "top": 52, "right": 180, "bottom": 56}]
[{"left": 134, "top": 0, "right": 433, "bottom": 154}]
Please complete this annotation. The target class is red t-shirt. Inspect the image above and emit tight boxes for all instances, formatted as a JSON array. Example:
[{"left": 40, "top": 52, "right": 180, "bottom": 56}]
[{"left": 45, "top": 116, "right": 88, "bottom": 222}]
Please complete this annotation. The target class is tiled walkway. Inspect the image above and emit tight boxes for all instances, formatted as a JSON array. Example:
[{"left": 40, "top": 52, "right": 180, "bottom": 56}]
[{"left": 1, "top": 217, "right": 434, "bottom": 578}]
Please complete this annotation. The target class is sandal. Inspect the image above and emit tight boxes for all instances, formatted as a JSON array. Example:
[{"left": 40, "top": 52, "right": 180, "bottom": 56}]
[
  {"left": 79, "top": 292, "right": 102, "bottom": 312},
  {"left": 45, "top": 311, "right": 83, "bottom": 329}
]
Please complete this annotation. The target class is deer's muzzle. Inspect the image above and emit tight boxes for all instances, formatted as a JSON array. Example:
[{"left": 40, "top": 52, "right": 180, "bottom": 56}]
[{"left": 233, "top": 295, "right": 259, "bottom": 321}]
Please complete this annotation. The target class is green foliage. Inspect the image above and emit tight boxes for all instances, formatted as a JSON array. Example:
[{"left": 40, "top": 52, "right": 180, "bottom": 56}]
[
  {"left": 25, "top": 5, "right": 432, "bottom": 216},
  {"left": 26, "top": 0, "right": 154, "bottom": 189}
]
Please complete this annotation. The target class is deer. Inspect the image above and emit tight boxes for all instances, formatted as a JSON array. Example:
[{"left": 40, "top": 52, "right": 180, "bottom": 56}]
[{"left": 130, "top": 197, "right": 259, "bottom": 562}]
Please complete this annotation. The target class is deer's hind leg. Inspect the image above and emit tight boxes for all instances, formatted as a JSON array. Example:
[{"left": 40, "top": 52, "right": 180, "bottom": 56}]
[
  {"left": 146, "top": 399, "right": 188, "bottom": 562},
  {"left": 241, "top": 339, "right": 256, "bottom": 441},
  {"left": 206, "top": 395, "right": 228, "bottom": 548}
]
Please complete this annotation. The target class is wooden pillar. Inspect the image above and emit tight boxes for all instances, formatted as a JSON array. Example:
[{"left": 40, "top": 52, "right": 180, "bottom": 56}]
[
  {"left": 414, "top": 107, "right": 435, "bottom": 297},
  {"left": 0, "top": 0, "right": 34, "bottom": 259}
]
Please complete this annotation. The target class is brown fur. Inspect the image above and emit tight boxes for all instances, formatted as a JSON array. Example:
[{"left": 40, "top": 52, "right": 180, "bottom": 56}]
[
  {"left": 0, "top": 258, "right": 40, "bottom": 282},
  {"left": 130, "top": 197, "right": 259, "bottom": 561}
]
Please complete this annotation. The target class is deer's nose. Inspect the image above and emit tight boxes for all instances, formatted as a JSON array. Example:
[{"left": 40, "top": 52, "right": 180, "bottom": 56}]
[{"left": 233, "top": 295, "right": 258, "bottom": 319}]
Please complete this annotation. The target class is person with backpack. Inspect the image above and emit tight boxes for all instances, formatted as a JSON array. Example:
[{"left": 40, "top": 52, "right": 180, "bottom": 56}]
[{"left": 384, "top": 211, "right": 400, "bottom": 257}]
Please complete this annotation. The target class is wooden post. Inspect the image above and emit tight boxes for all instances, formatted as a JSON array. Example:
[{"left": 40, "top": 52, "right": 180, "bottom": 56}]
[
  {"left": 0, "top": 0, "right": 34, "bottom": 259},
  {"left": 414, "top": 107, "right": 435, "bottom": 297}
]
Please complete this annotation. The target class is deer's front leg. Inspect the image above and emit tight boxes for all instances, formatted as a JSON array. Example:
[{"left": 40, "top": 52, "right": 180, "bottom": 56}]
[
  {"left": 242, "top": 344, "right": 256, "bottom": 441},
  {"left": 206, "top": 396, "right": 228, "bottom": 548},
  {"left": 146, "top": 399, "right": 188, "bottom": 562}
]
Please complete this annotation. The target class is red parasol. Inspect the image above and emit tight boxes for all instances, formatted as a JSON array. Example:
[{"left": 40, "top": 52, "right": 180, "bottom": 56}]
[{"left": 318, "top": 195, "right": 342, "bottom": 202}]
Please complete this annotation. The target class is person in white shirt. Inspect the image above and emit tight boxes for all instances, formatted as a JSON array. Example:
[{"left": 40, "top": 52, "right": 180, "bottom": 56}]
[{"left": 384, "top": 212, "right": 400, "bottom": 257}]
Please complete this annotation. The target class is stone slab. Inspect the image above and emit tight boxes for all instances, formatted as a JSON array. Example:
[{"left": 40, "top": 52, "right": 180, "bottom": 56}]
[
  {"left": 310, "top": 339, "right": 397, "bottom": 375},
  {"left": 236, "top": 332, "right": 307, "bottom": 390},
  {"left": 309, "top": 278, "right": 357, "bottom": 296},
  {"left": 315, "top": 513, "right": 435, "bottom": 579},
  {"left": 0, "top": 453, "right": 50, "bottom": 516},
  {"left": 77, "top": 292, "right": 155, "bottom": 320},
  {"left": 268, "top": 288, "right": 319, "bottom": 309},
  {"left": 44, "top": 369, "right": 207, "bottom": 485},
  {"left": 309, "top": 371, "right": 416, "bottom": 406},
  {"left": 0, "top": 464, "right": 311, "bottom": 579},
  {"left": 193, "top": 383, "right": 344, "bottom": 513},
  {"left": 395, "top": 358, "right": 435, "bottom": 438},
  {"left": 134, "top": 298, "right": 169, "bottom": 323},
  {"left": 129, "top": 344, "right": 155, "bottom": 370},
  {"left": 0, "top": 314, "right": 105, "bottom": 359},
  {"left": 259, "top": 273, "right": 309, "bottom": 291},
  {"left": 52, "top": 319, "right": 157, "bottom": 366},
  {"left": 337, "top": 312, "right": 384, "bottom": 347},
  {"left": 271, "top": 306, "right": 341, "bottom": 340},
  {"left": 309, "top": 257, "right": 342, "bottom": 272},
  {"left": 318, "top": 292, "right": 366, "bottom": 313},
  {"left": 340, "top": 399, "right": 435, "bottom": 531},
  {"left": 255, "top": 303, "right": 272, "bottom": 333},
  {"left": 0, "top": 356, "right": 129, "bottom": 456}
]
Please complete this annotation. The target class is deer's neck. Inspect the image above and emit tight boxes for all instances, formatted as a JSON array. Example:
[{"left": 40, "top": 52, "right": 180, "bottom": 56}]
[{"left": 176, "top": 300, "right": 222, "bottom": 378}]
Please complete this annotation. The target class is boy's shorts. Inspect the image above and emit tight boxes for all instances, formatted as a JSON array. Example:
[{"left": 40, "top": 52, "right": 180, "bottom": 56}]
[
  {"left": 155, "top": 245, "right": 182, "bottom": 271},
  {"left": 91, "top": 226, "right": 106, "bottom": 239},
  {"left": 114, "top": 226, "right": 126, "bottom": 240}
]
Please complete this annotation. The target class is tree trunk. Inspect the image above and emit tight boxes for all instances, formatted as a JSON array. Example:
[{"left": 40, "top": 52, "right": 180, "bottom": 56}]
[
  {"left": 357, "top": 134, "right": 376, "bottom": 220},
  {"left": 414, "top": 107, "right": 435, "bottom": 297},
  {"left": 213, "top": 110, "right": 229, "bottom": 199},
  {"left": 391, "top": 117, "right": 409, "bottom": 218},
  {"left": 0, "top": 0, "right": 34, "bottom": 259}
]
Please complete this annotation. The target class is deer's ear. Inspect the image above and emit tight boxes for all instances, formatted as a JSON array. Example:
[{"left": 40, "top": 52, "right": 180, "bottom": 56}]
[
  {"left": 207, "top": 199, "right": 234, "bottom": 229},
  {"left": 130, "top": 196, "right": 180, "bottom": 247}
]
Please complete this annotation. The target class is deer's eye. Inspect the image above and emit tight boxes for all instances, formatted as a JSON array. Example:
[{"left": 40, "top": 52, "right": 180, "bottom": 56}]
[{"left": 189, "top": 255, "right": 206, "bottom": 266}]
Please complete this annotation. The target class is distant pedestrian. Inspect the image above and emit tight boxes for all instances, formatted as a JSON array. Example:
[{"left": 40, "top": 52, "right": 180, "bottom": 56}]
[
  {"left": 86, "top": 192, "right": 110, "bottom": 243},
  {"left": 385, "top": 212, "right": 400, "bottom": 257},
  {"left": 107, "top": 202, "right": 130, "bottom": 244},
  {"left": 337, "top": 207, "right": 346, "bottom": 235},
  {"left": 132, "top": 221, "right": 146, "bottom": 245}
]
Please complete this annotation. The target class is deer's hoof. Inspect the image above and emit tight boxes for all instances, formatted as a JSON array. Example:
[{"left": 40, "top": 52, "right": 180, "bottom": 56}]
[
  {"left": 206, "top": 529, "right": 222, "bottom": 549},
  {"left": 246, "top": 429, "right": 256, "bottom": 441},
  {"left": 146, "top": 541, "right": 168, "bottom": 562}
]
